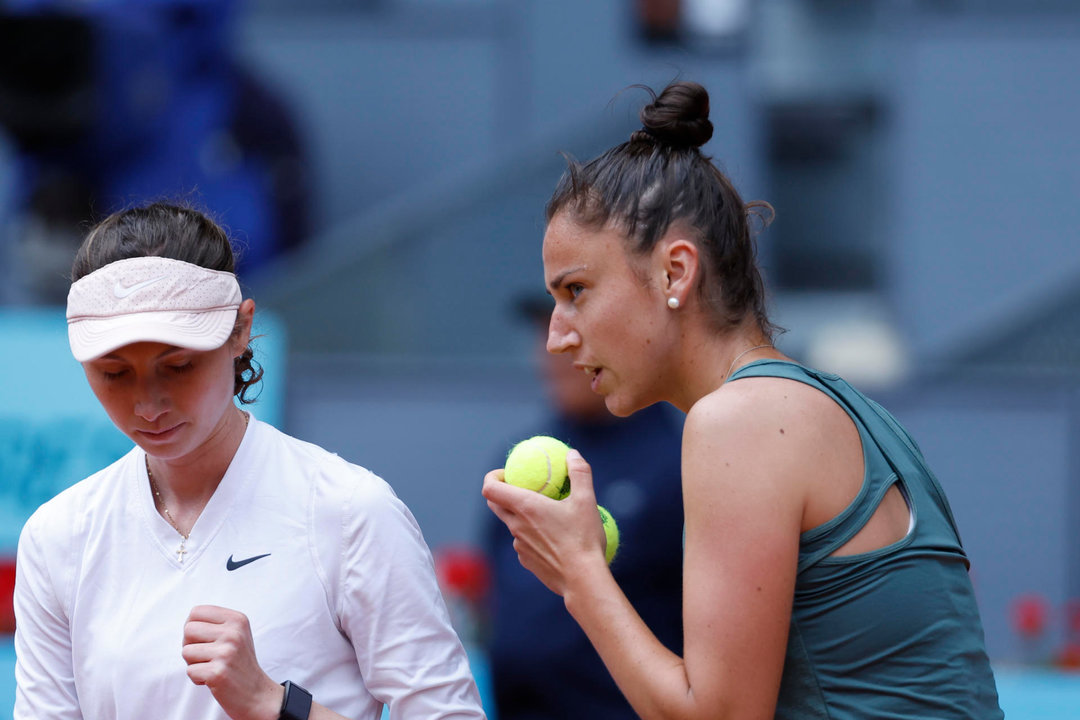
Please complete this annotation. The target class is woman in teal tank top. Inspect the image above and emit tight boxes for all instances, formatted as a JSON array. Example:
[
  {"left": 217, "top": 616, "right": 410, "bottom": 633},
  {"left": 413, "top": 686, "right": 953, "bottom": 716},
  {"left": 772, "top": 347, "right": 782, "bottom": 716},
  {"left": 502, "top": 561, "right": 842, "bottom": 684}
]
[{"left": 482, "top": 79, "right": 1002, "bottom": 719}]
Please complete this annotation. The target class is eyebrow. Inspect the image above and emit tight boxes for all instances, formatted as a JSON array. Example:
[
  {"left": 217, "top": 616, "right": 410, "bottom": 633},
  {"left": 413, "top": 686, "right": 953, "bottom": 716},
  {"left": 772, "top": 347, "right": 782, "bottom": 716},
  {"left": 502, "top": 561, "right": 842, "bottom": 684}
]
[{"left": 548, "top": 266, "right": 587, "bottom": 292}]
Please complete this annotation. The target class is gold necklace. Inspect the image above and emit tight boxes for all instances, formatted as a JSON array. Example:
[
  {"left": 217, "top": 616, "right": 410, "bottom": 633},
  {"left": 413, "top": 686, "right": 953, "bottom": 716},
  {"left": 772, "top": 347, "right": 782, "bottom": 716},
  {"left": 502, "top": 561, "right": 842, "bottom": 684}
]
[
  {"left": 726, "top": 343, "right": 773, "bottom": 379},
  {"left": 145, "top": 412, "right": 249, "bottom": 563},
  {"left": 146, "top": 457, "right": 190, "bottom": 563}
]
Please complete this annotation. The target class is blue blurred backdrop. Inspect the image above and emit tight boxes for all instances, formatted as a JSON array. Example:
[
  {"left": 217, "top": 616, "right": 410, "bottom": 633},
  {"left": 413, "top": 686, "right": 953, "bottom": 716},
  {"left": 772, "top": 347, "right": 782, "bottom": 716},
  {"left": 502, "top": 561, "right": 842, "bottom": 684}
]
[{"left": 2, "top": 0, "right": 1080, "bottom": 716}]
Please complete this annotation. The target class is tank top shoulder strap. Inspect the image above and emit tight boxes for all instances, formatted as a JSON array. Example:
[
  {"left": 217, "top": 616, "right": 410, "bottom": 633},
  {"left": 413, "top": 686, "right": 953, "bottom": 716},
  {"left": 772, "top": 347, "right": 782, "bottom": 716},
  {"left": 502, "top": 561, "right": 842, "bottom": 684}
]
[{"left": 726, "top": 359, "right": 845, "bottom": 405}]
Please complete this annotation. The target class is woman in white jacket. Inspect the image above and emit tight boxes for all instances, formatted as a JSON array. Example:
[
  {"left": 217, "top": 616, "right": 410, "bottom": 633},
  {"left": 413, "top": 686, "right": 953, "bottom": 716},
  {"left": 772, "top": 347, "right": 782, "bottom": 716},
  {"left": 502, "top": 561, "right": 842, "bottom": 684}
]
[{"left": 15, "top": 202, "right": 485, "bottom": 720}]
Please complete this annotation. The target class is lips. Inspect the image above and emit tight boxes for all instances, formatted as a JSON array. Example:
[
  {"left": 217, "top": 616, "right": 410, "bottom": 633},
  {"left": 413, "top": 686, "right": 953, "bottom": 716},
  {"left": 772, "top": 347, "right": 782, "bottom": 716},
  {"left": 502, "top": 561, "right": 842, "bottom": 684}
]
[
  {"left": 575, "top": 363, "right": 603, "bottom": 392},
  {"left": 136, "top": 423, "right": 182, "bottom": 441}
]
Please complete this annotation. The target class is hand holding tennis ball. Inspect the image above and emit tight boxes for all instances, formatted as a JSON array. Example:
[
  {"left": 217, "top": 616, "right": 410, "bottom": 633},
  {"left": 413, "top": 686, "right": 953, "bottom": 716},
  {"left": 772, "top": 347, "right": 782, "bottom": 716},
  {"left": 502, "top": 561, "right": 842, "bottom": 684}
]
[
  {"left": 504, "top": 436, "right": 619, "bottom": 564},
  {"left": 504, "top": 435, "right": 572, "bottom": 500}
]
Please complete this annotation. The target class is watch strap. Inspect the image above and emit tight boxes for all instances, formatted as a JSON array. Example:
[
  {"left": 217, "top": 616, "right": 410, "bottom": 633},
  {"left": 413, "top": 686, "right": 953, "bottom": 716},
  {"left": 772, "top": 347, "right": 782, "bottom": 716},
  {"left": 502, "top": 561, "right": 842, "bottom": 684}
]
[{"left": 279, "top": 680, "right": 313, "bottom": 720}]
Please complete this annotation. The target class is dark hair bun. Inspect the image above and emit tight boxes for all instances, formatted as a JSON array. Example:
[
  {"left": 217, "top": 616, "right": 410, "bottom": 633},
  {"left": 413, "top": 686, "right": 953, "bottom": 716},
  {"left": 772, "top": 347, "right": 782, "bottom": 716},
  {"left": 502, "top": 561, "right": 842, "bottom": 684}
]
[{"left": 637, "top": 81, "right": 713, "bottom": 149}]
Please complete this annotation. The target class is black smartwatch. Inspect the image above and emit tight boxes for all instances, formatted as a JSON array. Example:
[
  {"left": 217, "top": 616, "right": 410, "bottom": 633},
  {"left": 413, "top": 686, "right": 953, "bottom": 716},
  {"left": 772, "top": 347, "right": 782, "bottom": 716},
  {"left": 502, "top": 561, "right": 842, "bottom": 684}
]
[{"left": 279, "top": 680, "right": 313, "bottom": 720}]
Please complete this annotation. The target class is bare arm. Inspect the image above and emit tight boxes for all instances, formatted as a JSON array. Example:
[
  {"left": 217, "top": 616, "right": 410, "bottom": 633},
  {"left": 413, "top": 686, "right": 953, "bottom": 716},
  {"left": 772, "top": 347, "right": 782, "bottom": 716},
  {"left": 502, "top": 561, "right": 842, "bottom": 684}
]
[{"left": 482, "top": 386, "right": 807, "bottom": 720}]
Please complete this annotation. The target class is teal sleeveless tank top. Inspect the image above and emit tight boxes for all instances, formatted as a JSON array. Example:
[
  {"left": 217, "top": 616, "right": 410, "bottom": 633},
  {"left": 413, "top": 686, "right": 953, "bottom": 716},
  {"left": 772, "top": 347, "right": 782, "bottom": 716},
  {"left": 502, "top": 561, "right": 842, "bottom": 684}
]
[{"left": 727, "top": 360, "right": 1002, "bottom": 719}]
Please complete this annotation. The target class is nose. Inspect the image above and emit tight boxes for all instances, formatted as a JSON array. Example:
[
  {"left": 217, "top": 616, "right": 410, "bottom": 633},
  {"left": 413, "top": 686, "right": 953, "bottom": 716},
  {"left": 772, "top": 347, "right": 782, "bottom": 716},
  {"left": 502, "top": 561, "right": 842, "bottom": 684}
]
[
  {"left": 547, "top": 306, "right": 580, "bottom": 355},
  {"left": 133, "top": 377, "right": 168, "bottom": 423}
]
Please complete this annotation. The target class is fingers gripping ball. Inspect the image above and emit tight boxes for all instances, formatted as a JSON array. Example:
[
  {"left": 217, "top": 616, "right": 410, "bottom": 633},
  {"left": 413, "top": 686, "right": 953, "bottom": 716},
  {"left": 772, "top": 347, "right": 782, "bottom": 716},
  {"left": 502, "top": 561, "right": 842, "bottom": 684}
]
[
  {"left": 504, "top": 436, "right": 571, "bottom": 500},
  {"left": 597, "top": 505, "right": 619, "bottom": 564}
]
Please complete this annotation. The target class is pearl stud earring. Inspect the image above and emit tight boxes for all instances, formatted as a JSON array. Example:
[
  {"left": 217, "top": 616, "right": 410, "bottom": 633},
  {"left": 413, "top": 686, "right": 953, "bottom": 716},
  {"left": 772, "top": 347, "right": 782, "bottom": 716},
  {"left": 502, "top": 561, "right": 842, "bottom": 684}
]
[{"left": 667, "top": 297, "right": 680, "bottom": 310}]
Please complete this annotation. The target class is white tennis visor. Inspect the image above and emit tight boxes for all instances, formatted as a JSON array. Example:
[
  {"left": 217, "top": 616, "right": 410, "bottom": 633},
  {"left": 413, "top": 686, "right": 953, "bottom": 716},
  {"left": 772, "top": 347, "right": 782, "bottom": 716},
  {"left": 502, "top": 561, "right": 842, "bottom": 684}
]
[{"left": 66, "top": 256, "right": 242, "bottom": 362}]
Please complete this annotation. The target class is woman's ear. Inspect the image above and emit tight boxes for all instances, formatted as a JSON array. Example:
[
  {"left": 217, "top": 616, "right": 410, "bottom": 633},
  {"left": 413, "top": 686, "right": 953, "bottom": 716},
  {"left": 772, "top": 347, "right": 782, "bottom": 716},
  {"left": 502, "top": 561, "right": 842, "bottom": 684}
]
[
  {"left": 233, "top": 299, "right": 256, "bottom": 354},
  {"left": 661, "top": 237, "right": 700, "bottom": 308}
]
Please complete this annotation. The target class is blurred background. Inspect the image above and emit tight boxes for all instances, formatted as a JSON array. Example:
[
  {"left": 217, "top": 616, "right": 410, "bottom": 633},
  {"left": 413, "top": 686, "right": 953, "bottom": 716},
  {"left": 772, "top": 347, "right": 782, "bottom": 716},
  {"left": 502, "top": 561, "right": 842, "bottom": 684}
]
[{"left": 1, "top": 0, "right": 1079, "bottom": 716}]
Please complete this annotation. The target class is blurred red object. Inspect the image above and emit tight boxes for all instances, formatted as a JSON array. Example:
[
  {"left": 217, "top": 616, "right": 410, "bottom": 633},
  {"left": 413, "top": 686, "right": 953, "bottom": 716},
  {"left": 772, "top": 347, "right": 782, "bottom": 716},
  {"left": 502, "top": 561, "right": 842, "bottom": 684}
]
[
  {"left": 434, "top": 545, "right": 490, "bottom": 604},
  {"left": 1055, "top": 642, "right": 1080, "bottom": 671},
  {"left": 0, "top": 555, "right": 15, "bottom": 634},
  {"left": 1011, "top": 594, "right": 1049, "bottom": 638}
]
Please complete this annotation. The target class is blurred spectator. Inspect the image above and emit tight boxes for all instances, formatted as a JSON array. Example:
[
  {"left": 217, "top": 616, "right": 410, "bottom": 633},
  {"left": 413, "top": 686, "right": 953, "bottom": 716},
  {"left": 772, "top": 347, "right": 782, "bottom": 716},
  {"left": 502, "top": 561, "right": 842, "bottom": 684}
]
[
  {"left": 482, "top": 294, "right": 685, "bottom": 720},
  {"left": 0, "top": 0, "right": 310, "bottom": 304}
]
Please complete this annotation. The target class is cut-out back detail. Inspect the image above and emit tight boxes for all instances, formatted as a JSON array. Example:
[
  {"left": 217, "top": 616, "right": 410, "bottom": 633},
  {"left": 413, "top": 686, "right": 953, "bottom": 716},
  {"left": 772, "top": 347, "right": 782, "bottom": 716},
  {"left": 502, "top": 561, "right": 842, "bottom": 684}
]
[{"left": 829, "top": 482, "right": 913, "bottom": 558}]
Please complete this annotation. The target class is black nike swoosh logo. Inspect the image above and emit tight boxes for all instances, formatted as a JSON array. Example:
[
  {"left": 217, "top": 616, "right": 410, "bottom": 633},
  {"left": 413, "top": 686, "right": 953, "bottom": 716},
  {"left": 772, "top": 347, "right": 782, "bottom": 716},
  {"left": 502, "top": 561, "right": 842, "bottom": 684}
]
[{"left": 226, "top": 553, "right": 271, "bottom": 571}]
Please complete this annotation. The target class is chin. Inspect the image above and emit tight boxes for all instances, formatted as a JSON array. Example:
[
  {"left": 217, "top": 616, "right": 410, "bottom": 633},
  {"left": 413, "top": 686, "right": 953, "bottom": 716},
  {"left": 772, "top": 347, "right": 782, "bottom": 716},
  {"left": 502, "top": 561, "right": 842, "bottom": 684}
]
[{"left": 603, "top": 395, "right": 642, "bottom": 418}]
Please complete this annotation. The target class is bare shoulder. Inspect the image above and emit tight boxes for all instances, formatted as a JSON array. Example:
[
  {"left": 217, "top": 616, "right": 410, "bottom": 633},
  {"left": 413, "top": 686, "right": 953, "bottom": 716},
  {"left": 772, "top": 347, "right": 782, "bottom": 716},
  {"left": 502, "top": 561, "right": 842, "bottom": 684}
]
[
  {"left": 683, "top": 375, "right": 853, "bottom": 509},
  {"left": 685, "top": 374, "right": 843, "bottom": 451}
]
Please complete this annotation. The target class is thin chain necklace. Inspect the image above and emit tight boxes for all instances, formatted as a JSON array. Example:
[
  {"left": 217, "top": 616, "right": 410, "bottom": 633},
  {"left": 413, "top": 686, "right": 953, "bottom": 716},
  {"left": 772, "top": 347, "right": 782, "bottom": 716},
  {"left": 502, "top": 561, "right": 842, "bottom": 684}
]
[
  {"left": 146, "top": 457, "right": 190, "bottom": 563},
  {"left": 726, "top": 343, "right": 773, "bottom": 380},
  {"left": 145, "top": 412, "right": 249, "bottom": 563}
]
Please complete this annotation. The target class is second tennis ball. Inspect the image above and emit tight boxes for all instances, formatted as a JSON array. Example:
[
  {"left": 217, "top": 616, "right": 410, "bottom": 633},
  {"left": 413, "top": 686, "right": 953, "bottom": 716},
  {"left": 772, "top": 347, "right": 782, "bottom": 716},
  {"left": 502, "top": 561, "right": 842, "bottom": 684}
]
[
  {"left": 597, "top": 505, "right": 619, "bottom": 564},
  {"left": 504, "top": 435, "right": 571, "bottom": 500}
]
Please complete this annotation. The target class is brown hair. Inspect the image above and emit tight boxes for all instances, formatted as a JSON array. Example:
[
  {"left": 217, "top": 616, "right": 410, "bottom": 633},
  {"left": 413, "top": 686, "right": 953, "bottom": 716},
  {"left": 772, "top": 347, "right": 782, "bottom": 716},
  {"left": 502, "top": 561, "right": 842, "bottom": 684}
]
[
  {"left": 546, "top": 81, "right": 778, "bottom": 338},
  {"left": 72, "top": 202, "right": 264, "bottom": 403}
]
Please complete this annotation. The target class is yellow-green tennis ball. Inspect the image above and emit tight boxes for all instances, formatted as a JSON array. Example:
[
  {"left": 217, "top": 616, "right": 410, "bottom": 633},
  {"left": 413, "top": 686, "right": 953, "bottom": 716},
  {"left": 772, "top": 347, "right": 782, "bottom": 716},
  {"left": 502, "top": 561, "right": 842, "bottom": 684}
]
[
  {"left": 504, "top": 435, "right": 571, "bottom": 500},
  {"left": 597, "top": 505, "right": 619, "bottom": 564}
]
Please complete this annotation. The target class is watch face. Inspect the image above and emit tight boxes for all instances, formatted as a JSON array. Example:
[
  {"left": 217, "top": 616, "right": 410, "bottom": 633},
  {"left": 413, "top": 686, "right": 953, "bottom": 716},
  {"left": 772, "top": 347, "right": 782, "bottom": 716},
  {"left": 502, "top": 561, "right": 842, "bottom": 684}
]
[{"left": 280, "top": 681, "right": 313, "bottom": 720}]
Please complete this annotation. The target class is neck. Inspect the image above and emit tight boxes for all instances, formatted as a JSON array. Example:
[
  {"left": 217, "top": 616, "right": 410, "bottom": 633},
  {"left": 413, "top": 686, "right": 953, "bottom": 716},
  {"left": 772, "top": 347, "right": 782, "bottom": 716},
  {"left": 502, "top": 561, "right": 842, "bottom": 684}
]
[
  {"left": 146, "top": 409, "right": 249, "bottom": 509},
  {"left": 666, "top": 322, "right": 782, "bottom": 413}
]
